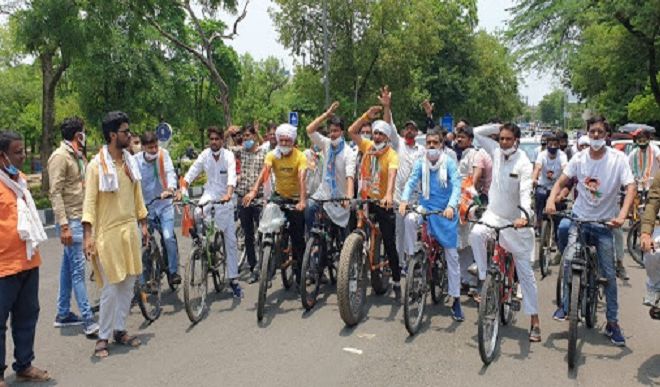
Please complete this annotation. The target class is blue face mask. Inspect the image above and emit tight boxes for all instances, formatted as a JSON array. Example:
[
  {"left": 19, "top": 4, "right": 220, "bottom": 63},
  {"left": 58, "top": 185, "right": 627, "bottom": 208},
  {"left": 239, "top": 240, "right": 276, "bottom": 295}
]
[
  {"left": 243, "top": 140, "right": 255, "bottom": 150},
  {"left": 547, "top": 146, "right": 558, "bottom": 155},
  {"left": 2, "top": 154, "right": 19, "bottom": 176}
]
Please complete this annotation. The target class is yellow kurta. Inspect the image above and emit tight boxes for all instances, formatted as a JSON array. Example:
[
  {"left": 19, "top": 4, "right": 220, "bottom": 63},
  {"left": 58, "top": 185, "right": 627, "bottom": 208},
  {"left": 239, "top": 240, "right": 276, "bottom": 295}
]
[{"left": 82, "top": 158, "right": 148, "bottom": 286}]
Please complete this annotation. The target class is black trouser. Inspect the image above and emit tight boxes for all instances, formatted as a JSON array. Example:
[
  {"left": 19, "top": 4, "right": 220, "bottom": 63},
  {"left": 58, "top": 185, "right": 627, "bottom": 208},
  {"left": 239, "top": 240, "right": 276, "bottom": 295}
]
[
  {"left": 371, "top": 204, "right": 401, "bottom": 282},
  {"left": 238, "top": 203, "right": 260, "bottom": 271},
  {"left": 283, "top": 208, "right": 305, "bottom": 281},
  {"left": 0, "top": 268, "right": 40, "bottom": 377}
]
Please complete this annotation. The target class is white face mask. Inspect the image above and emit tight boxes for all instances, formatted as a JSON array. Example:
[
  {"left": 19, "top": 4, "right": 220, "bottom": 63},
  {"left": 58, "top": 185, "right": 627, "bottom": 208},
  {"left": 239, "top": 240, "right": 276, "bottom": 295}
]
[
  {"left": 144, "top": 151, "right": 158, "bottom": 161},
  {"left": 277, "top": 145, "right": 292, "bottom": 155},
  {"left": 77, "top": 132, "right": 86, "bottom": 147},
  {"left": 501, "top": 147, "right": 516, "bottom": 157},
  {"left": 361, "top": 134, "right": 372, "bottom": 141},
  {"left": 590, "top": 138, "right": 606, "bottom": 151},
  {"left": 373, "top": 142, "right": 386, "bottom": 151},
  {"left": 331, "top": 137, "right": 343, "bottom": 147},
  {"left": 426, "top": 148, "right": 441, "bottom": 162}
]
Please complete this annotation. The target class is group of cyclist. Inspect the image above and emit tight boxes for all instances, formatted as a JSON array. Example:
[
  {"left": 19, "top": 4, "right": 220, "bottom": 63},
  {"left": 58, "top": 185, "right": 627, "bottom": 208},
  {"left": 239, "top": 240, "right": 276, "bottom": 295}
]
[{"left": 135, "top": 86, "right": 659, "bottom": 349}]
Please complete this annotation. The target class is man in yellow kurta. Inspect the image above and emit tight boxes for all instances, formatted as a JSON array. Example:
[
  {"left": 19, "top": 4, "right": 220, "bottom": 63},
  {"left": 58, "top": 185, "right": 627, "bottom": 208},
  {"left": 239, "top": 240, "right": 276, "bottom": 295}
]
[{"left": 82, "top": 111, "right": 148, "bottom": 358}]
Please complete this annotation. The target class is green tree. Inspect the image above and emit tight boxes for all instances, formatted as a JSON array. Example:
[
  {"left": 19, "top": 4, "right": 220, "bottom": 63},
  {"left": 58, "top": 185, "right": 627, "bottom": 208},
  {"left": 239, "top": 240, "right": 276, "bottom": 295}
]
[{"left": 537, "top": 90, "right": 565, "bottom": 125}]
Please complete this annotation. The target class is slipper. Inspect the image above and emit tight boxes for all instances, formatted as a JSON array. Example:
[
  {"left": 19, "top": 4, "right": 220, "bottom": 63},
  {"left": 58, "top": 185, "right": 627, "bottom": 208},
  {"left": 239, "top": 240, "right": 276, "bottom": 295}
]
[
  {"left": 94, "top": 339, "right": 109, "bottom": 358},
  {"left": 529, "top": 325, "right": 542, "bottom": 342},
  {"left": 113, "top": 331, "right": 141, "bottom": 347},
  {"left": 15, "top": 366, "right": 51, "bottom": 382},
  {"left": 650, "top": 306, "right": 660, "bottom": 320}
]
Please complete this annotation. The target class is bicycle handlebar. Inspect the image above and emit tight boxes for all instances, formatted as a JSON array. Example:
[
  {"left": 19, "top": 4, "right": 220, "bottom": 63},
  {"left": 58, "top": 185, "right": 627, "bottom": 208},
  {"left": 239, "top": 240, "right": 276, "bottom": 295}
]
[
  {"left": 551, "top": 212, "right": 612, "bottom": 227},
  {"left": 463, "top": 203, "right": 532, "bottom": 231}
]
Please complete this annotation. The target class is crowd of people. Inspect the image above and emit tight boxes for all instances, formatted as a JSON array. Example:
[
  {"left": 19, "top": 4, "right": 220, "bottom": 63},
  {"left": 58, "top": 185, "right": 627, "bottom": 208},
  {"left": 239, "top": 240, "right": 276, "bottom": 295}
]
[{"left": 1, "top": 86, "right": 659, "bottom": 384}]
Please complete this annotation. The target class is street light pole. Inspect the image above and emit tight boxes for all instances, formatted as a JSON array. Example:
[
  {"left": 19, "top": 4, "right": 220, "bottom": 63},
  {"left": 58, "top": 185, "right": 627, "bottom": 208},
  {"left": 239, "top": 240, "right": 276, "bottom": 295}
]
[{"left": 322, "top": 0, "right": 330, "bottom": 106}]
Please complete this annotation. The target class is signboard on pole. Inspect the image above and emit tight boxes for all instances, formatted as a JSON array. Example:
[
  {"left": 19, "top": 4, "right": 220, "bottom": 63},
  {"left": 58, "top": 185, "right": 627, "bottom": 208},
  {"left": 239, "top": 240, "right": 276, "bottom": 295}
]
[
  {"left": 441, "top": 114, "right": 454, "bottom": 132},
  {"left": 289, "top": 112, "right": 299, "bottom": 127},
  {"left": 156, "top": 122, "right": 172, "bottom": 148}
]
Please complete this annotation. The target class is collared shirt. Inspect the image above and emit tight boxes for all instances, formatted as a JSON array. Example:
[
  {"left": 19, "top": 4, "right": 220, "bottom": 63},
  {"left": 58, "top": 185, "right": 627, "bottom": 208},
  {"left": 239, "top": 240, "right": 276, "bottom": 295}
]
[
  {"left": 0, "top": 172, "right": 42, "bottom": 278},
  {"left": 392, "top": 135, "right": 424, "bottom": 202},
  {"left": 135, "top": 149, "right": 177, "bottom": 213},
  {"left": 230, "top": 145, "right": 266, "bottom": 197},
  {"left": 47, "top": 141, "right": 86, "bottom": 225},
  {"left": 184, "top": 148, "right": 237, "bottom": 198}
]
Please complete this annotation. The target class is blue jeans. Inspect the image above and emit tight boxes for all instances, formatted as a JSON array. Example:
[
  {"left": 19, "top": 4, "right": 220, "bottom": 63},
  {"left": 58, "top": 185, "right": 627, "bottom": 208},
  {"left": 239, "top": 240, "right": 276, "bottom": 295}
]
[
  {"left": 148, "top": 205, "right": 179, "bottom": 275},
  {"left": 0, "top": 268, "right": 40, "bottom": 376},
  {"left": 561, "top": 221, "right": 618, "bottom": 322},
  {"left": 304, "top": 199, "right": 321, "bottom": 233},
  {"left": 55, "top": 219, "right": 93, "bottom": 321}
]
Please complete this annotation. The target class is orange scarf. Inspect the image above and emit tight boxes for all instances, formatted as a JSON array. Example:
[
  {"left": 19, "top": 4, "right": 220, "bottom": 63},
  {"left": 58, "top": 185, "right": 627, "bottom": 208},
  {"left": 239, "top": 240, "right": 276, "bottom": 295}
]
[{"left": 359, "top": 144, "right": 390, "bottom": 199}]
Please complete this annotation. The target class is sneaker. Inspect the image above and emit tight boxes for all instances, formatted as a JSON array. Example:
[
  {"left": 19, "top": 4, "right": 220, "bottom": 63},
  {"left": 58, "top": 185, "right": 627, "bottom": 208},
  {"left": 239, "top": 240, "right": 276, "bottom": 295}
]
[
  {"left": 643, "top": 289, "right": 659, "bottom": 307},
  {"left": 451, "top": 298, "right": 464, "bottom": 322},
  {"left": 552, "top": 307, "right": 567, "bottom": 321},
  {"left": 169, "top": 273, "right": 182, "bottom": 286},
  {"left": 248, "top": 270, "right": 259, "bottom": 284},
  {"left": 230, "top": 281, "right": 244, "bottom": 298},
  {"left": 54, "top": 312, "right": 84, "bottom": 327},
  {"left": 392, "top": 281, "right": 402, "bottom": 300},
  {"left": 605, "top": 322, "right": 626, "bottom": 346},
  {"left": 83, "top": 320, "right": 100, "bottom": 336},
  {"left": 616, "top": 262, "right": 629, "bottom": 280}
]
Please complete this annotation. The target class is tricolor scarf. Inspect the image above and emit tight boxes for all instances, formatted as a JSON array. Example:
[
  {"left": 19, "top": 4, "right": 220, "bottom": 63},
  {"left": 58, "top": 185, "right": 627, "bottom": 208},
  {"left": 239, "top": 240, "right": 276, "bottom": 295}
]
[
  {"left": 359, "top": 143, "right": 390, "bottom": 199},
  {"left": 325, "top": 139, "right": 345, "bottom": 198},
  {"left": 421, "top": 151, "right": 447, "bottom": 200},
  {"left": 94, "top": 145, "right": 141, "bottom": 192},
  {"left": 150, "top": 150, "right": 169, "bottom": 190},
  {"left": 632, "top": 146, "right": 654, "bottom": 182}
]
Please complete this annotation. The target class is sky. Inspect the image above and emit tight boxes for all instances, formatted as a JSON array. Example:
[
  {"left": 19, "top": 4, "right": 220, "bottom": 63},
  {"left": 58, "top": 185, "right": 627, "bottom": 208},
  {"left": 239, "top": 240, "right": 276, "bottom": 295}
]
[{"left": 216, "top": 0, "right": 557, "bottom": 105}]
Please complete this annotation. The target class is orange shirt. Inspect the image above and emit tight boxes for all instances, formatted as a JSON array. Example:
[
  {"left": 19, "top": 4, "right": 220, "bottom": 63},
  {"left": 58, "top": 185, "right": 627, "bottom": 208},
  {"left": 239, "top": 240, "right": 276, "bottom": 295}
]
[{"left": 0, "top": 175, "right": 42, "bottom": 278}]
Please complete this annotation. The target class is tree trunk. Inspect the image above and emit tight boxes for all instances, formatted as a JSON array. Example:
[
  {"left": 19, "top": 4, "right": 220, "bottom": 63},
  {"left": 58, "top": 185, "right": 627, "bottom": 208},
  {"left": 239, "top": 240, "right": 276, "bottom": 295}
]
[{"left": 648, "top": 42, "right": 660, "bottom": 109}]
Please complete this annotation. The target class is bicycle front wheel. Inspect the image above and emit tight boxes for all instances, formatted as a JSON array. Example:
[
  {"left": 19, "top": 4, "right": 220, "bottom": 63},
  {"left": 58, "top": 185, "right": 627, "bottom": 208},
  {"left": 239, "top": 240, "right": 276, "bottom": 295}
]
[
  {"left": 137, "top": 244, "right": 163, "bottom": 322},
  {"left": 212, "top": 232, "right": 227, "bottom": 293},
  {"left": 337, "top": 233, "right": 368, "bottom": 326},
  {"left": 568, "top": 271, "right": 581, "bottom": 369},
  {"left": 370, "top": 233, "right": 390, "bottom": 295},
  {"left": 257, "top": 244, "right": 274, "bottom": 322},
  {"left": 403, "top": 252, "right": 427, "bottom": 336},
  {"left": 626, "top": 221, "right": 644, "bottom": 267},
  {"left": 538, "top": 219, "right": 552, "bottom": 277},
  {"left": 300, "top": 235, "right": 323, "bottom": 311},
  {"left": 183, "top": 247, "right": 209, "bottom": 324},
  {"left": 430, "top": 251, "right": 448, "bottom": 304},
  {"left": 477, "top": 274, "right": 501, "bottom": 365}
]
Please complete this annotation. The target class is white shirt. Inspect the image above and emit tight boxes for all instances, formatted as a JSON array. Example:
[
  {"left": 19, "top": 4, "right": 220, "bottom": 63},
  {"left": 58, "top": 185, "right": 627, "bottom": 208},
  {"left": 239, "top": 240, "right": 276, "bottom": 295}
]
[
  {"left": 309, "top": 132, "right": 357, "bottom": 227},
  {"left": 392, "top": 135, "right": 425, "bottom": 202},
  {"left": 566, "top": 147, "right": 634, "bottom": 220},
  {"left": 474, "top": 124, "right": 533, "bottom": 221},
  {"left": 535, "top": 149, "right": 567, "bottom": 188},
  {"left": 184, "top": 148, "right": 237, "bottom": 198}
]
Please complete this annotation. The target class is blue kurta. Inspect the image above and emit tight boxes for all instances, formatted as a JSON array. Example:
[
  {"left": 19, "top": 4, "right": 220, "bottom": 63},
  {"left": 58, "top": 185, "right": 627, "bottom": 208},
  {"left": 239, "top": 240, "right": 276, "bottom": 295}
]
[{"left": 402, "top": 157, "right": 462, "bottom": 248}]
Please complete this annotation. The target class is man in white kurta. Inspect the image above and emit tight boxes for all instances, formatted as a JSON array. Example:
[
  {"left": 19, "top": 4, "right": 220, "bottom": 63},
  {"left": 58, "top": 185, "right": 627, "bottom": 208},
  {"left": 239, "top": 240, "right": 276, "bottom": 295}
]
[{"left": 183, "top": 127, "right": 242, "bottom": 298}]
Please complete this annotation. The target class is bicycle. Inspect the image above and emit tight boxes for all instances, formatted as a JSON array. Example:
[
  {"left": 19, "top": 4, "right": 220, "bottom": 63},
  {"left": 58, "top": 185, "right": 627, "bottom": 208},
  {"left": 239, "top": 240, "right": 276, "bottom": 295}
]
[
  {"left": 554, "top": 212, "right": 610, "bottom": 369},
  {"left": 464, "top": 204, "right": 531, "bottom": 365},
  {"left": 626, "top": 179, "right": 651, "bottom": 267},
  {"left": 300, "top": 198, "right": 348, "bottom": 311},
  {"left": 536, "top": 195, "right": 568, "bottom": 279},
  {"left": 402, "top": 206, "right": 448, "bottom": 336},
  {"left": 183, "top": 198, "right": 230, "bottom": 323},
  {"left": 256, "top": 198, "right": 299, "bottom": 322},
  {"left": 337, "top": 199, "right": 391, "bottom": 327}
]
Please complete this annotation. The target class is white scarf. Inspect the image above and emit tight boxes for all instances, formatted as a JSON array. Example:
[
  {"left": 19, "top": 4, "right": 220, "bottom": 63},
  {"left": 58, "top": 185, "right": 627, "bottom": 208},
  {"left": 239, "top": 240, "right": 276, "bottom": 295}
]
[
  {"left": 422, "top": 151, "right": 447, "bottom": 200},
  {"left": 0, "top": 172, "right": 47, "bottom": 260},
  {"left": 93, "top": 145, "right": 142, "bottom": 192}
]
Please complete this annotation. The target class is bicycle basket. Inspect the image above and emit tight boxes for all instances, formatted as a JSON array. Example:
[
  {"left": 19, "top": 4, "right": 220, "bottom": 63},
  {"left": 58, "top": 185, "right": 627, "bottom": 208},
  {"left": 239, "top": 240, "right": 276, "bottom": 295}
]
[{"left": 258, "top": 203, "right": 287, "bottom": 233}]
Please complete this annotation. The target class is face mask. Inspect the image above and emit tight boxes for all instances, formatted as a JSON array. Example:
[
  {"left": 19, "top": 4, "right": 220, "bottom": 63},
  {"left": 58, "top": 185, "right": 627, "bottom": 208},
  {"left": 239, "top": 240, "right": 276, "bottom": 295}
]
[
  {"left": 331, "top": 137, "right": 343, "bottom": 147},
  {"left": 405, "top": 137, "right": 415, "bottom": 146},
  {"left": 277, "top": 145, "right": 292, "bottom": 155},
  {"left": 131, "top": 143, "right": 142, "bottom": 154},
  {"left": 2, "top": 154, "right": 19, "bottom": 176},
  {"left": 502, "top": 147, "right": 516, "bottom": 157},
  {"left": 144, "top": 152, "right": 158, "bottom": 161},
  {"left": 637, "top": 142, "right": 649, "bottom": 150},
  {"left": 243, "top": 140, "right": 255, "bottom": 150},
  {"left": 547, "top": 146, "right": 558, "bottom": 155},
  {"left": 590, "top": 138, "right": 605, "bottom": 151},
  {"left": 426, "top": 148, "right": 441, "bottom": 162},
  {"left": 212, "top": 149, "right": 222, "bottom": 157},
  {"left": 373, "top": 142, "right": 386, "bottom": 151},
  {"left": 361, "top": 134, "right": 372, "bottom": 141},
  {"left": 77, "top": 132, "right": 86, "bottom": 147}
]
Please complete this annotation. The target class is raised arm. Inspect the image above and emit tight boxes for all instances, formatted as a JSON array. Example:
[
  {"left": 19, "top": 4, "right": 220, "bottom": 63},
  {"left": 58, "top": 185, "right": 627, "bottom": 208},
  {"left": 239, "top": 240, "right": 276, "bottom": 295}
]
[
  {"left": 348, "top": 106, "right": 382, "bottom": 148},
  {"left": 307, "top": 101, "right": 339, "bottom": 136},
  {"left": 422, "top": 99, "right": 435, "bottom": 130},
  {"left": 473, "top": 124, "right": 501, "bottom": 158}
]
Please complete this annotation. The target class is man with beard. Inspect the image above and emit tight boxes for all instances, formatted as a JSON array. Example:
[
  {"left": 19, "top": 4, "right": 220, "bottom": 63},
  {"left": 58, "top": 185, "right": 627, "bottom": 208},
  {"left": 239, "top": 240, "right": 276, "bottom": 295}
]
[
  {"left": 48, "top": 117, "right": 99, "bottom": 336},
  {"left": 83, "top": 111, "right": 148, "bottom": 358}
]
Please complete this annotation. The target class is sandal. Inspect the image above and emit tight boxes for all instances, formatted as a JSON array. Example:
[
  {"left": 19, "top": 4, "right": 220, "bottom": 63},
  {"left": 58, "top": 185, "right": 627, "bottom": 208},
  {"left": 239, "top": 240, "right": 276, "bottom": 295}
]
[
  {"left": 529, "top": 325, "right": 542, "bottom": 342},
  {"left": 650, "top": 306, "right": 660, "bottom": 320},
  {"left": 94, "top": 339, "right": 109, "bottom": 358},
  {"left": 15, "top": 366, "right": 51, "bottom": 382},
  {"left": 113, "top": 330, "right": 141, "bottom": 347}
]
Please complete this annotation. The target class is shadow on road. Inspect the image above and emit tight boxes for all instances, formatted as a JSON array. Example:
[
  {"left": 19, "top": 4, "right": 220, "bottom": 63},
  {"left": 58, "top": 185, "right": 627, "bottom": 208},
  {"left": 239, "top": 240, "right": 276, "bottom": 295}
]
[{"left": 637, "top": 354, "right": 660, "bottom": 385}]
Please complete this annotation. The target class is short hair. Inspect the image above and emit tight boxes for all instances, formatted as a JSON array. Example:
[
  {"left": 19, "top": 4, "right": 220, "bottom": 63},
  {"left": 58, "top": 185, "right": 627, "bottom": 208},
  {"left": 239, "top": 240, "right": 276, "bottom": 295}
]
[
  {"left": 586, "top": 115, "right": 612, "bottom": 133},
  {"left": 457, "top": 118, "right": 470, "bottom": 126},
  {"left": 0, "top": 130, "right": 22, "bottom": 153},
  {"left": 360, "top": 122, "right": 372, "bottom": 130},
  {"left": 267, "top": 122, "right": 277, "bottom": 131},
  {"left": 554, "top": 130, "right": 568, "bottom": 140},
  {"left": 242, "top": 124, "right": 257, "bottom": 136},
  {"left": 140, "top": 131, "right": 158, "bottom": 146},
  {"left": 546, "top": 135, "right": 559, "bottom": 143},
  {"left": 102, "top": 111, "right": 130, "bottom": 143},
  {"left": 60, "top": 117, "right": 85, "bottom": 141},
  {"left": 327, "top": 116, "right": 345, "bottom": 131},
  {"left": 207, "top": 126, "right": 223, "bottom": 138},
  {"left": 427, "top": 126, "right": 446, "bottom": 140},
  {"left": 456, "top": 126, "right": 474, "bottom": 139},
  {"left": 499, "top": 123, "right": 521, "bottom": 139}
]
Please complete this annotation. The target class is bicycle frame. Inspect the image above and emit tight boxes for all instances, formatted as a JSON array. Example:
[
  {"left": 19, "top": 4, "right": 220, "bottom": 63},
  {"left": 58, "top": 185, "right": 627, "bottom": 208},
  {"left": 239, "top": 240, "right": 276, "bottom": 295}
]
[{"left": 354, "top": 200, "right": 387, "bottom": 272}]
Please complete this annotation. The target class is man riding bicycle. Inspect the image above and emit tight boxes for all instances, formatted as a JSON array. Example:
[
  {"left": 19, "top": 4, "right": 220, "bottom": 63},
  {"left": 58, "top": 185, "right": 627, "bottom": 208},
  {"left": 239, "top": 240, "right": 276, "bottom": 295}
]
[
  {"left": 182, "top": 126, "right": 243, "bottom": 298},
  {"left": 304, "top": 101, "right": 356, "bottom": 236},
  {"left": 470, "top": 123, "right": 541, "bottom": 342},
  {"left": 398, "top": 128, "right": 463, "bottom": 321},
  {"left": 639, "top": 170, "right": 660, "bottom": 317},
  {"left": 546, "top": 115, "right": 635, "bottom": 346},
  {"left": 532, "top": 134, "right": 567, "bottom": 232},
  {"left": 243, "top": 123, "right": 307, "bottom": 284},
  {"left": 347, "top": 106, "right": 401, "bottom": 296},
  {"left": 134, "top": 131, "right": 181, "bottom": 286}
]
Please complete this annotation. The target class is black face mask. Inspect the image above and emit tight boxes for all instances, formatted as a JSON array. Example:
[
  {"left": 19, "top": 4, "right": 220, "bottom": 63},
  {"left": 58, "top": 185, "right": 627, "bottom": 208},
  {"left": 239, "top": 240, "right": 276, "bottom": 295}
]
[{"left": 638, "top": 142, "right": 649, "bottom": 150}]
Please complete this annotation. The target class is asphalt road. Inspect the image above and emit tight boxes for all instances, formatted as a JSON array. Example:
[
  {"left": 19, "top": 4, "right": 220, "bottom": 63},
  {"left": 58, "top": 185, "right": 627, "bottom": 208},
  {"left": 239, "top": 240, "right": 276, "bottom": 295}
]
[{"left": 4, "top": 232, "right": 659, "bottom": 387}]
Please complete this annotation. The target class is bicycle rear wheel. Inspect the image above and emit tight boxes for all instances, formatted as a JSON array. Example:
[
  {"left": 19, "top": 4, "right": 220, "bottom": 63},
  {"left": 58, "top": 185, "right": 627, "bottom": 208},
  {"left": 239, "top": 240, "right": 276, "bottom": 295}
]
[
  {"left": 626, "top": 221, "right": 645, "bottom": 267},
  {"left": 337, "top": 233, "right": 368, "bottom": 326},
  {"left": 236, "top": 220, "right": 248, "bottom": 272},
  {"left": 584, "top": 257, "right": 598, "bottom": 329},
  {"left": 257, "top": 244, "right": 274, "bottom": 321},
  {"left": 430, "top": 252, "right": 447, "bottom": 304},
  {"left": 280, "top": 233, "right": 295, "bottom": 290},
  {"left": 477, "top": 274, "right": 501, "bottom": 365},
  {"left": 370, "top": 233, "right": 390, "bottom": 295},
  {"left": 500, "top": 255, "right": 516, "bottom": 325},
  {"left": 137, "top": 244, "right": 163, "bottom": 322},
  {"left": 403, "top": 252, "right": 427, "bottom": 336},
  {"left": 538, "top": 219, "right": 552, "bottom": 277},
  {"left": 556, "top": 255, "right": 565, "bottom": 308},
  {"left": 300, "top": 235, "right": 323, "bottom": 311},
  {"left": 183, "top": 247, "right": 209, "bottom": 323},
  {"left": 567, "top": 271, "right": 581, "bottom": 369},
  {"left": 212, "top": 232, "right": 227, "bottom": 293}
]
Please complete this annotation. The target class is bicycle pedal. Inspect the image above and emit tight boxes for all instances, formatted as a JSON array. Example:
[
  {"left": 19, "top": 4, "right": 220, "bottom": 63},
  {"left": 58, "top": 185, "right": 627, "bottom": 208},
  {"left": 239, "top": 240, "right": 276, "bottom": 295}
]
[{"left": 510, "top": 299, "right": 521, "bottom": 312}]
